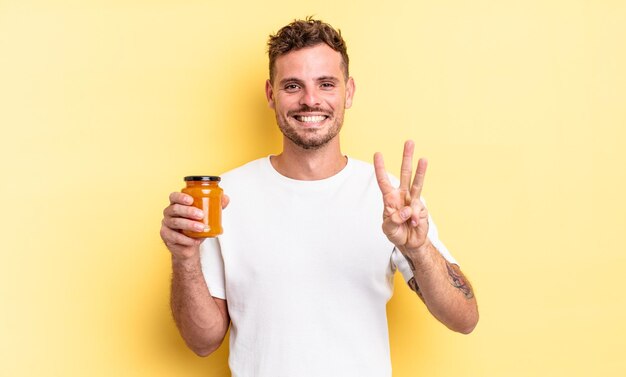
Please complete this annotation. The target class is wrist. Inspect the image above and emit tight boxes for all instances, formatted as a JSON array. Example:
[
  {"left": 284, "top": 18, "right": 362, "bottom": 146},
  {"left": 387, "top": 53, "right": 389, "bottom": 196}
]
[
  {"left": 402, "top": 239, "right": 433, "bottom": 259},
  {"left": 171, "top": 251, "right": 202, "bottom": 270}
]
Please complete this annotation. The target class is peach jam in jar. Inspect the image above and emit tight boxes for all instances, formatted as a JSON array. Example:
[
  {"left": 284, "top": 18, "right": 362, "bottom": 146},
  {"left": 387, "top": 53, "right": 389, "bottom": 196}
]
[{"left": 181, "top": 176, "right": 223, "bottom": 238}]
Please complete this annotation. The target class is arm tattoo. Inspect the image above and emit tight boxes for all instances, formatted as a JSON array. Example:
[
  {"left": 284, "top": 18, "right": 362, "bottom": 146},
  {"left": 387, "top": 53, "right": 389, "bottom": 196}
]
[
  {"left": 408, "top": 277, "right": 425, "bottom": 301},
  {"left": 446, "top": 262, "right": 474, "bottom": 299},
  {"left": 403, "top": 252, "right": 474, "bottom": 300}
]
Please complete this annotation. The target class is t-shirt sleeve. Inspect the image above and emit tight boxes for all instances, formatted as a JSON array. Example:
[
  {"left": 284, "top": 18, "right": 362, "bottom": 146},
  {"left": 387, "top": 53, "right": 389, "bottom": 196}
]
[
  {"left": 199, "top": 237, "right": 226, "bottom": 299},
  {"left": 392, "top": 204, "right": 458, "bottom": 283}
]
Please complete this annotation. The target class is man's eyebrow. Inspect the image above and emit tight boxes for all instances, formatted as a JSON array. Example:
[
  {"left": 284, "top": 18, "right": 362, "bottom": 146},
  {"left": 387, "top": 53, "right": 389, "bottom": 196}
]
[
  {"left": 279, "top": 77, "right": 304, "bottom": 86},
  {"left": 278, "top": 76, "right": 341, "bottom": 86},
  {"left": 316, "top": 76, "right": 340, "bottom": 82}
]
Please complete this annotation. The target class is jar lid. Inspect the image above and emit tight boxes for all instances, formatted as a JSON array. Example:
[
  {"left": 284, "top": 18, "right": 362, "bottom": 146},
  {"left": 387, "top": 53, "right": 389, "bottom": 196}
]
[{"left": 184, "top": 176, "right": 221, "bottom": 181}]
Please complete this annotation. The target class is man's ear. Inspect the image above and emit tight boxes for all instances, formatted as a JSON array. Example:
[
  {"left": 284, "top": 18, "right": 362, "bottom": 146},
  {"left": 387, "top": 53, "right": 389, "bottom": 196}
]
[
  {"left": 345, "top": 77, "right": 355, "bottom": 109},
  {"left": 265, "top": 79, "right": 275, "bottom": 109}
]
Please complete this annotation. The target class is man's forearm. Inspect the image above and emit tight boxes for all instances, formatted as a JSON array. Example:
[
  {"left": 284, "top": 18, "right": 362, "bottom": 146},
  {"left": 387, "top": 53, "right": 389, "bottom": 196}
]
[
  {"left": 402, "top": 242, "right": 479, "bottom": 334},
  {"left": 170, "top": 254, "right": 229, "bottom": 356}
]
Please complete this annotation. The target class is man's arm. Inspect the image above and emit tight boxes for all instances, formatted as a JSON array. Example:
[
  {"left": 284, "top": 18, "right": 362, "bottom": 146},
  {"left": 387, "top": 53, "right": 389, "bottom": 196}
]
[
  {"left": 162, "top": 192, "right": 230, "bottom": 356},
  {"left": 374, "top": 141, "right": 478, "bottom": 334},
  {"left": 403, "top": 242, "right": 477, "bottom": 334},
  {"left": 170, "top": 254, "right": 230, "bottom": 356}
]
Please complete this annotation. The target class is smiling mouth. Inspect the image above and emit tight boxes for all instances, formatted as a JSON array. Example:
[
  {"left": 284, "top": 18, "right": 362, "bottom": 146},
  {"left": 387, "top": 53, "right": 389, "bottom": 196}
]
[{"left": 293, "top": 115, "right": 329, "bottom": 123}]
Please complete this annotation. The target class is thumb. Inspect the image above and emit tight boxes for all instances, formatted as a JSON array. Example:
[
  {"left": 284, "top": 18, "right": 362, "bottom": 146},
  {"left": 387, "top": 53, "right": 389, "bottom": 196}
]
[
  {"left": 382, "top": 206, "right": 411, "bottom": 237},
  {"left": 221, "top": 194, "right": 230, "bottom": 209}
]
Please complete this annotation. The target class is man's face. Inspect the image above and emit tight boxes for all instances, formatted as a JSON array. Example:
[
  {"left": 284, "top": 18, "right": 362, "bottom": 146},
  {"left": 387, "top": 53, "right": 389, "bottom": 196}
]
[{"left": 265, "top": 43, "right": 355, "bottom": 150}]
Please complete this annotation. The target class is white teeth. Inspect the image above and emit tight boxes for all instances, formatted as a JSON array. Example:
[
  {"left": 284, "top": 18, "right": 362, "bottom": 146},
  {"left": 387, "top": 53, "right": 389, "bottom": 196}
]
[{"left": 298, "top": 115, "right": 326, "bottom": 122}]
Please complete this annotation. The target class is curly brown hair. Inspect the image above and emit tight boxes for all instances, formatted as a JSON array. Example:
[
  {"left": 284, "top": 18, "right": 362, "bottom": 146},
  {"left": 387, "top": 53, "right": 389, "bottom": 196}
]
[{"left": 267, "top": 17, "right": 349, "bottom": 83}]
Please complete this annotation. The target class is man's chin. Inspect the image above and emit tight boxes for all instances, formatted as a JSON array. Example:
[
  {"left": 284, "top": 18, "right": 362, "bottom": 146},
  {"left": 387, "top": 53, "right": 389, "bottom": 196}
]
[
  {"left": 277, "top": 119, "right": 342, "bottom": 150},
  {"left": 287, "top": 132, "right": 339, "bottom": 150}
]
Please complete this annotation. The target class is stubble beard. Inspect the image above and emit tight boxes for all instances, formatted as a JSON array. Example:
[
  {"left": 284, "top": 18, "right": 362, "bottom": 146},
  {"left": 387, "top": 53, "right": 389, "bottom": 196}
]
[{"left": 275, "top": 106, "right": 344, "bottom": 150}]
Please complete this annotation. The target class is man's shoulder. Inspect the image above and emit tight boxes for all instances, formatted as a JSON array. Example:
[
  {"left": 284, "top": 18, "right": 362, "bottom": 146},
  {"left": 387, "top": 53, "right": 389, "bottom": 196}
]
[
  {"left": 347, "top": 157, "right": 374, "bottom": 171},
  {"left": 221, "top": 157, "right": 268, "bottom": 179},
  {"left": 216, "top": 157, "right": 270, "bottom": 193},
  {"left": 218, "top": 156, "right": 398, "bottom": 186}
]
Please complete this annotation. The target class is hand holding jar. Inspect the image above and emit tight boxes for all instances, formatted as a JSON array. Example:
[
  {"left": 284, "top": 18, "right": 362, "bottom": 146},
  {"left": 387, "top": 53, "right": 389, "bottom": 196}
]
[{"left": 160, "top": 176, "right": 229, "bottom": 260}]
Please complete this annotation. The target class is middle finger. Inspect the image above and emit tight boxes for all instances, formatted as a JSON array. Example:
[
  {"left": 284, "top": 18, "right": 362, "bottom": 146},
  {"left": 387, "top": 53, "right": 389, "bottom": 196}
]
[
  {"left": 400, "top": 140, "right": 415, "bottom": 193},
  {"left": 164, "top": 203, "right": 205, "bottom": 220},
  {"left": 400, "top": 140, "right": 415, "bottom": 204}
]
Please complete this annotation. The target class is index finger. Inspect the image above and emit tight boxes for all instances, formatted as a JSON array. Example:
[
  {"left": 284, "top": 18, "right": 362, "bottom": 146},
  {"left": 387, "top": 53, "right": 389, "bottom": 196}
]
[
  {"left": 374, "top": 152, "right": 395, "bottom": 195},
  {"left": 169, "top": 191, "right": 193, "bottom": 205}
]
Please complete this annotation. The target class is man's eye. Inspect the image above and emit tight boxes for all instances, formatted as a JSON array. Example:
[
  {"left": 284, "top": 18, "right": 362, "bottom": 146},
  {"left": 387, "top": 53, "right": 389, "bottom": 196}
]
[
  {"left": 320, "top": 82, "right": 335, "bottom": 89},
  {"left": 284, "top": 84, "right": 300, "bottom": 91}
]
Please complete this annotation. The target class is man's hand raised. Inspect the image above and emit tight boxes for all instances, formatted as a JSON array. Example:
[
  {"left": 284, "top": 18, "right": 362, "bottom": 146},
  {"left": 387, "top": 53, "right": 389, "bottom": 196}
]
[
  {"left": 160, "top": 192, "right": 230, "bottom": 261},
  {"left": 374, "top": 140, "right": 430, "bottom": 254}
]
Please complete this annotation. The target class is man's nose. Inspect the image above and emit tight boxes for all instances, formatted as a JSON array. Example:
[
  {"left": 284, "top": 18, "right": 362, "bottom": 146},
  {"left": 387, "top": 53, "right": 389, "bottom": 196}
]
[{"left": 299, "top": 87, "right": 321, "bottom": 107}]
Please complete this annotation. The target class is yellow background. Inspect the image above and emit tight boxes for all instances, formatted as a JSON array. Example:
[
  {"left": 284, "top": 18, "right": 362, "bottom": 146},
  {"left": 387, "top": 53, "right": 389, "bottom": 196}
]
[{"left": 1, "top": 0, "right": 625, "bottom": 376}]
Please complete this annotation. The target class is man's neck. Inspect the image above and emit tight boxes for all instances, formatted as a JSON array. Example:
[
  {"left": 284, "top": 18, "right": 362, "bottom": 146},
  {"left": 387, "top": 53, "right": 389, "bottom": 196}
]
[{"left": 270, "top": 138, "right": 347, "bottom": 181}]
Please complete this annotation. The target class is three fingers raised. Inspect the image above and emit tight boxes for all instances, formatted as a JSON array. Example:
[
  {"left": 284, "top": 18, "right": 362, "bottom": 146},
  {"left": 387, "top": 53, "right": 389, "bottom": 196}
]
[{"left": 374, "top": 140, "right": 426, "bottom": 198}]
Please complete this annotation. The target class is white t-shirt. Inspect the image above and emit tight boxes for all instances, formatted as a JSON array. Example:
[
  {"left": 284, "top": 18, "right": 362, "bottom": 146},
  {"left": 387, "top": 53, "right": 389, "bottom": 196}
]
[{"left": 200, "top": 156, "right": 456, "bottom": 377}]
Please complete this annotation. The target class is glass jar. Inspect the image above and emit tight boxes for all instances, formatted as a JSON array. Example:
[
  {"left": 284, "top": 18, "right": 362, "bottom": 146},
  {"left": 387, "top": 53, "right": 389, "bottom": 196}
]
[{"left": 181, "top": 176, "right": 223, "bottom": 238}]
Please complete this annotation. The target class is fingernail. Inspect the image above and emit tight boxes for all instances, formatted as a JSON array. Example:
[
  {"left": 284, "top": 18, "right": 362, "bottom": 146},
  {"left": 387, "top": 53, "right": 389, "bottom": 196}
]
[
  {"left": 411, "top": 220, "right": 418, "bottom": 227},
  {"left": 196, "top": 210, "right": 205, "bottom": 218},
  {"left": 195, "top": 223, "right": 205, "bottom": 231},
  {"left": 401, "top": 208, "right": 410, "bottom": 219}
]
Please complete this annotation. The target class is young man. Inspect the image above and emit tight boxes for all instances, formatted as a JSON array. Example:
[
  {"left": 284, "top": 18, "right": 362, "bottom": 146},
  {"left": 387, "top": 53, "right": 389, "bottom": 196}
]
[{"left": 161, "top": 18, "right": 478, "bottom": 377}]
